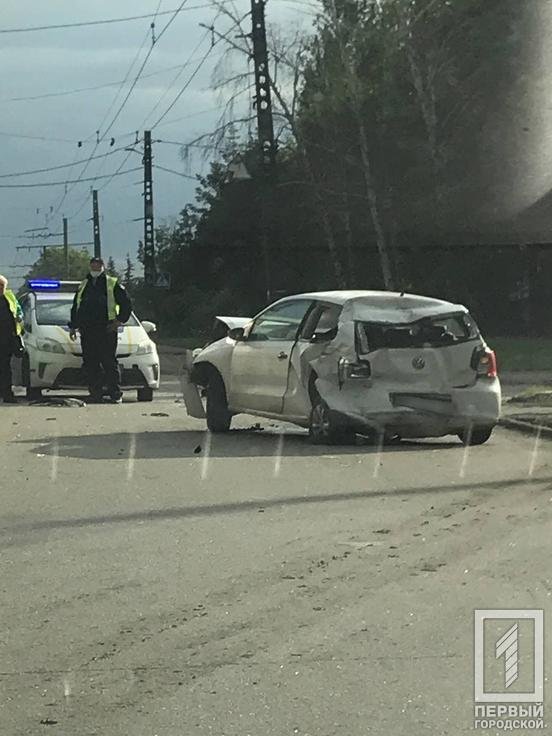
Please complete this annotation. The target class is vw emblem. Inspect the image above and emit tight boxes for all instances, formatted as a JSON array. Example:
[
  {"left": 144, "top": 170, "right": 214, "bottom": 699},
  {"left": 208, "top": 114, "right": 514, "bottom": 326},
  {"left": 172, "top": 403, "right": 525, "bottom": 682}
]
[{"left": 412, "top": 356, "right": 425, "bottom": 370}]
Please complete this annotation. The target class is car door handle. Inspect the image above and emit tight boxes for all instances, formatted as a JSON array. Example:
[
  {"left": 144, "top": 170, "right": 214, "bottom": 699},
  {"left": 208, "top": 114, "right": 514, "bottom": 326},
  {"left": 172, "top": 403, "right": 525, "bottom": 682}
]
[{"left": 277, "top": 351, "right": 288, "bottom": 360}]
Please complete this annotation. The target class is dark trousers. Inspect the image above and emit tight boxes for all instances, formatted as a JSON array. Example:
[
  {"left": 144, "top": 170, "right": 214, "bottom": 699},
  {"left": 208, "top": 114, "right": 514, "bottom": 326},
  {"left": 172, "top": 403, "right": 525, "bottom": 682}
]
[
  {"left": 80, "top": 327, "right": 121, "bottom": 399},
  {"left": 0, "top": 340, "right": 13, "bottom": 399}
]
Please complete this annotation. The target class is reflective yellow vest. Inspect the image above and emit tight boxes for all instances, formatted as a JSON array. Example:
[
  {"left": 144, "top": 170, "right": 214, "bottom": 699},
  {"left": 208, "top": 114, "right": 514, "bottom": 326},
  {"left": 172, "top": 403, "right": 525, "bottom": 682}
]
[
  {"left": 4, "top": 289, "right": 23, "bottom": 336},
  {"left": 76, "top": 275, "right": 119, "bottom": 321}
]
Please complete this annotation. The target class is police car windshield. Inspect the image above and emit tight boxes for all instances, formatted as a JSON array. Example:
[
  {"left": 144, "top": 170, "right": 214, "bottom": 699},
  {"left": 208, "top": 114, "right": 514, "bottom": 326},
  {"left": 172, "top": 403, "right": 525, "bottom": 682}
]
[{"left": 35, "top": 298, "right": 139, "bottom": 326}]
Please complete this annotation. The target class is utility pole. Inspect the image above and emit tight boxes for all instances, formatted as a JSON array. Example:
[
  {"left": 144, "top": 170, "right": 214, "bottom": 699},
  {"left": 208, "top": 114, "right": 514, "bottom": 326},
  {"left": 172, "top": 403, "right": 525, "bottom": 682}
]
[
  {"left": 143, "top": 130, "right": 156, "bottom": 286},
  {"left": 251, "top": 0, "right": 277, "bottom": 303},
  {"left": 63, "top": 217, "right": 69, "bottom": 278},
  {"left": 92, "top": 190, "right": 101, "bottom": 259}
]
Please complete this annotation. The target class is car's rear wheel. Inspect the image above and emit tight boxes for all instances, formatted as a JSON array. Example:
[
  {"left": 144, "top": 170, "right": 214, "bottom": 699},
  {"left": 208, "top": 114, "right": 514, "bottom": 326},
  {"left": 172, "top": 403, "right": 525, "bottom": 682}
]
[
  {"left": 458, "top": 426, "right": 494, "bottom": 446},
  {"left": 309, "top": 398, "right": 356, "bottom": 445},
  {"left": 137, "top": 387, "right": 153, "bottom": 402},
  {"left": 205, "top": 370, "right": 231, "bottom": 433}
]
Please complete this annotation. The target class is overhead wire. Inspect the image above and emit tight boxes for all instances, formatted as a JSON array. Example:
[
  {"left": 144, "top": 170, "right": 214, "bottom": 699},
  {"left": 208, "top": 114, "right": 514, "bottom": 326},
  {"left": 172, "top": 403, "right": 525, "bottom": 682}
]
[
  {"left": 100, "top": 0, "right": 191, "bottom": 140},
  {"left": 150, "top": 41, "right": 218, "bottom": 129},
  {"left": 0, "top": 2, "right": 238, "bottom": 34},
  {"left": 138, "top": 28, "right": 211, "bottom": 130},
  {"left": 0, "top": 59, "right": 208, "bottom": 103},
  {"left": 0, "top": 144, "right": 137, "bottom": 179},
  {"left": 0, "top": 168, "right": 142, "bottom": 188},
  {"left": 49, "top": 0, "right": 184, "bottom": 221}
]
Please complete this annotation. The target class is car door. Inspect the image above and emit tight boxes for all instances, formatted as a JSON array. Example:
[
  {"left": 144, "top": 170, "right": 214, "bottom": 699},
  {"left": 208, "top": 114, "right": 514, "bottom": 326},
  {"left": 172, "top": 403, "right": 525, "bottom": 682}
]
[
  {"left": 283, "top": 302, "right": 343, "bottom": 417},
  {"left": 228, "top": 299, "right": 313, "bottom": 413}
]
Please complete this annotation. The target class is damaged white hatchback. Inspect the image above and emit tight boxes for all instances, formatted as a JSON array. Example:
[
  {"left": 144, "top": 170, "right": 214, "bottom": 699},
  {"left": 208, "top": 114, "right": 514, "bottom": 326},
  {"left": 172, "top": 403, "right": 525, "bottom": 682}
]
[{"left": 181, "top": 291, "right": 501, "bottom": 445}]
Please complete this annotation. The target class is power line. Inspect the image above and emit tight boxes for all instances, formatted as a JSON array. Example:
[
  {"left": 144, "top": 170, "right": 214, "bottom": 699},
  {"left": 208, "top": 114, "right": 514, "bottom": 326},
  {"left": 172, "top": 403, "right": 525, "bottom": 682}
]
[
  {"left": 54, "top": 1, "right": 188, "bottom": 221},
  {"left": 0, "top": 167, "right": 141, "bottom": 188},
  {"left": 49, "top": 1, "right": 170, "bottom": 219},
  {"left": 0, "top": 2, "right": 238, "bottom": 34},
  {"left": 0, "top": 59, "right": 207, "bottom": 103},
  {"left": 0, "top": 130, "right": 77, "bottom": 144},
  {"left": 97, "top": 27, "right": 151, "bottom": 136},
  {"left": 151, "top": 42, "right": 217, "bottom": 129},
  {"left": 139, "top": 29, "right": 211, "bottom": 129},
  {"left": 0, "top": 144, "right": 133, "bottom": 179},
  {"left": 154, "top": 164, "right": 197, "bottom": 180},
  {"left": 101, "top": 0, "right": 190, "bottom": 140}
]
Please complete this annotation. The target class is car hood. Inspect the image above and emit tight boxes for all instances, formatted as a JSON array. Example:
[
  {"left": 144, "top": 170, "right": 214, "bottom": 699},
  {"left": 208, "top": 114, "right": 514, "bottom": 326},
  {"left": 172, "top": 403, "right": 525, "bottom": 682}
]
[
  {"left": 215, "top": 315, "right": 252, "bottom": 330},
  {"left": 31, "top": 325, "right": 155, "bottom": 356}
]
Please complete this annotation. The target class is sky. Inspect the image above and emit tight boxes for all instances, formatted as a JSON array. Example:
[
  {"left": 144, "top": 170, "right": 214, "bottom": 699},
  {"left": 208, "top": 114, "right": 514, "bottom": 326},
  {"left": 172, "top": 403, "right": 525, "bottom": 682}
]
[{"left": 0, "top": 0, "right": 317, "bottom": 287}]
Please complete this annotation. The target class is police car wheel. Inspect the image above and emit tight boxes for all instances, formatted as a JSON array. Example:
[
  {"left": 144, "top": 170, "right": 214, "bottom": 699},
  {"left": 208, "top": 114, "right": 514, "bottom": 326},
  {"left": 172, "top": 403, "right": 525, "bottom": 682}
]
[
  {"left": 206, "top": 370, "right": 231, "bottom": 433},
  {"left": 137, "top": 387, "right": 153, "bottom": 402}
]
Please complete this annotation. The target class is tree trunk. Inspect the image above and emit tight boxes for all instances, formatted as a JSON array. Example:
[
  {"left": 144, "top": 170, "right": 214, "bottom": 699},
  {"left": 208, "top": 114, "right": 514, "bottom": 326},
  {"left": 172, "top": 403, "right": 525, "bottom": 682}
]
[
  {"left": 341, "top": 200, "right": 355, "bottom": 288},
  {"left": 357, "top": 120, "right": 396, "bottom": 290}
]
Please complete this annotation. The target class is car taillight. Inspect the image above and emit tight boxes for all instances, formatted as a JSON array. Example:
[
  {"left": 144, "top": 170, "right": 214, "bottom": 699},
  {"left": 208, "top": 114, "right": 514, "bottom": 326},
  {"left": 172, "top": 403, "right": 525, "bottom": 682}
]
[
  {"left": 338, "top": 357, "right": 372, "bottom": 387},
  {"left": 472, "top": 347, "right": 497, "bottom": 378}
]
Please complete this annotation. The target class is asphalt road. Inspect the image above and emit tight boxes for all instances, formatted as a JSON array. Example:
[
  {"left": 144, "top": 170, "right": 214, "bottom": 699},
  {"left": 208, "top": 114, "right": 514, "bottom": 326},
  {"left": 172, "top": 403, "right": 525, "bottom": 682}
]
[{"left": 1, "top": 380, "right": 551, "bottom": 736}]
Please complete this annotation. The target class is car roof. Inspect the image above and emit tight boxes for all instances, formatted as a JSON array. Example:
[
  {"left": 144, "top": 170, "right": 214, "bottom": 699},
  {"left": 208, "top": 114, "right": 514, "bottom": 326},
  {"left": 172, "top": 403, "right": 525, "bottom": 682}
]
[
  {"left": 277, "top": 290, "right": 458, "bottom": 309},
  {"left": 273, "top": 290, "right": 468, "bottom": 324},
  {"left": 32, "top": 292, "right": 74, "bottom": 300}
]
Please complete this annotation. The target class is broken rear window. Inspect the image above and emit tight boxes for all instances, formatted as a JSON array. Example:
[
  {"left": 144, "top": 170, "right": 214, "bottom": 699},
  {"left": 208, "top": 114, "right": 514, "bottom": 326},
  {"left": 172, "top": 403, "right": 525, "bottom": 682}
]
[{"left": 356, "top": 313, "right": 480, "bottom": 353}]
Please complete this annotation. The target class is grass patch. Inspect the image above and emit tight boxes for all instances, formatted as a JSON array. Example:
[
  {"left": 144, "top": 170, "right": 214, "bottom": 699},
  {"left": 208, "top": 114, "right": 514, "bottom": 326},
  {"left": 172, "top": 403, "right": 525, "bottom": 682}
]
[{"left": 489, "top": 337, "right": 552, "bottom": 372}]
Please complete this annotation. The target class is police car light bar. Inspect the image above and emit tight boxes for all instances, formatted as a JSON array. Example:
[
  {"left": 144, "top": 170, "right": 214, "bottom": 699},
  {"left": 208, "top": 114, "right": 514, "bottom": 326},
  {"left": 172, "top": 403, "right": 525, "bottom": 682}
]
[{"left": 27, "top": 279, "right": 61, "bottom": 290}]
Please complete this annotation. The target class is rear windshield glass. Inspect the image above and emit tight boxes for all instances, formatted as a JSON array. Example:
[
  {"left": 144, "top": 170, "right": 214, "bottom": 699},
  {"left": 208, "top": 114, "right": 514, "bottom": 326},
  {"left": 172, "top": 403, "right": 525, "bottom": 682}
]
[
  {"left": 35, "top": 299, "right": 139, "bottom": 327},
  {"left": 356, "top": 312, "right": 479, "bottom": 352}
]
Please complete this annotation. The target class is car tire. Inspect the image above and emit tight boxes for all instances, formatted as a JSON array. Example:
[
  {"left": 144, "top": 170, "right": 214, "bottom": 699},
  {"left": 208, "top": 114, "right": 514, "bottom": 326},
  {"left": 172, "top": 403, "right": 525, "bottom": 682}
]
[
  {"left": 205, "top": 370, "right": 232, "bottom": 433},
  {"left": 309, "top": 398, "right": 356, "bottom": 445},
  {"left": 137, "top": 387, "right": 154, "bottom": 402},
  {"left": 458, "top": 426, "right": 494, "bottom": 446}
]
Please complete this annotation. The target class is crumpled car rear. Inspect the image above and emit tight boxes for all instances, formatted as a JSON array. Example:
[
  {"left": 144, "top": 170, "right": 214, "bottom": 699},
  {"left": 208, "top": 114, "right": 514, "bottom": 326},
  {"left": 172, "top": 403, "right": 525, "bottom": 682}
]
[{"left": 308, "top": 303, "right": 500, "bottom": 437}]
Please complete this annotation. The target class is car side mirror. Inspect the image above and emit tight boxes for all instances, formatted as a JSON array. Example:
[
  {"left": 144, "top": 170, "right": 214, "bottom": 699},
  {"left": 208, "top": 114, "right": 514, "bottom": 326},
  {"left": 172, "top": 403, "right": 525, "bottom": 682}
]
[
  {"left": 142, "top": 320, "right": 157, "bottom": 335},
  {"left": 228, "top": 326, "right": 245, "bottom": 341}
]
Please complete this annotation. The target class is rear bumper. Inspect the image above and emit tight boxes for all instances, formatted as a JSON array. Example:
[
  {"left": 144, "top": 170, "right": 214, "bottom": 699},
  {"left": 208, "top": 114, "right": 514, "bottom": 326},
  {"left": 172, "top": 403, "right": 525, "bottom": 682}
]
[{"left": 321, "top": 378, "right": 501, "bottom": 437}]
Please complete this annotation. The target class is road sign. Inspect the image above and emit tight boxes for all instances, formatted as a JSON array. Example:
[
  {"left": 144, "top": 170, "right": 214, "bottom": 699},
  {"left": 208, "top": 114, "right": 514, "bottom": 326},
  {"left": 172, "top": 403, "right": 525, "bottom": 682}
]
[{"left": 155, "top": 272, "right": 171, "bottom": 289}]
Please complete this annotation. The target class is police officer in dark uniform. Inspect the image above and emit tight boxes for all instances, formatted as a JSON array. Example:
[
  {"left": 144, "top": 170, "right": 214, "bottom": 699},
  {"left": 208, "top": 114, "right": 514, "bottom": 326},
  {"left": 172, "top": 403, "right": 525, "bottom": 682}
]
[{"left": 69, "top": 258, "right": 132, "bottom": 403}]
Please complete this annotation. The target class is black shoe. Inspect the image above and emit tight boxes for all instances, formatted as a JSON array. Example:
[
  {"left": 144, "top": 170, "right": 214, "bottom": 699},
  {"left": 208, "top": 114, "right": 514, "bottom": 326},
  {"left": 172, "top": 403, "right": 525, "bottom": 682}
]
[
  {"left": 109, "top": 396, "right": 123, "bottom": 404},
  {"left": 88, "top": 393, "right": 104, "bottom": 404},
  {"left": 2, "top": 395, "right": 18, "bottom": 404}
]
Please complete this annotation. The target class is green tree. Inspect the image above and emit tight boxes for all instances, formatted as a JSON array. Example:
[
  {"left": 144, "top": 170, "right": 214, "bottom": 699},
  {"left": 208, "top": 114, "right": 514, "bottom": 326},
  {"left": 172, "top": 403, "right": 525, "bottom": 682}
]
[
  {"left": 124, "top": 253, "right": 134, "bottom": 284},
  {"left": 106, "top": 256, "right": 120, "bottom": 278},
  {"left": 24, "top": 247, "right": 91, "bottom": 282}
]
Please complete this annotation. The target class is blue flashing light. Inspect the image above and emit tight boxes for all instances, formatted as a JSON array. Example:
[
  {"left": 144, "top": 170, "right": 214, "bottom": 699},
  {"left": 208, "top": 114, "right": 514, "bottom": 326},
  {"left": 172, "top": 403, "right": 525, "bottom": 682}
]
[{"left": 27, "top": 279, "right": 61, "bottom": 290}]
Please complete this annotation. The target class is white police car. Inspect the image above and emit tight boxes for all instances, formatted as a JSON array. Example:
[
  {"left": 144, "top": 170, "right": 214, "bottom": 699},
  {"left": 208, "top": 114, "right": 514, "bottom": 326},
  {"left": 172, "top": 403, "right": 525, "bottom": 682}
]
[{"left": 13, "top": 279, "right": 160, "bottom": 401}]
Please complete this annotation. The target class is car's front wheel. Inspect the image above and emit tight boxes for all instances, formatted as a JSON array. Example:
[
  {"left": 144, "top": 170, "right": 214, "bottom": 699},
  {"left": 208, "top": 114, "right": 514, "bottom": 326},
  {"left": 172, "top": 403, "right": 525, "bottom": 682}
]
[
  {"left": 205, "top": 370, "right": 232, "bottom": 433},
  {"left": 309, "top": 398, "right": 356, "bottom": 445},
  {"left": 458, "top": 426, "right": 494, "bottom": 446}
]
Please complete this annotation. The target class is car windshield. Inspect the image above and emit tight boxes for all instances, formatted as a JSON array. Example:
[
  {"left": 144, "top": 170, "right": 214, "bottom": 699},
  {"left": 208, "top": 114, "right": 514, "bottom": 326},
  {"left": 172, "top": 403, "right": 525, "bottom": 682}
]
[
  {"left": 35, "top": 299, "right": 139, "bottom": 326},
  {"left": 356, "top": 312, "right": 480, "bottom": 352}
]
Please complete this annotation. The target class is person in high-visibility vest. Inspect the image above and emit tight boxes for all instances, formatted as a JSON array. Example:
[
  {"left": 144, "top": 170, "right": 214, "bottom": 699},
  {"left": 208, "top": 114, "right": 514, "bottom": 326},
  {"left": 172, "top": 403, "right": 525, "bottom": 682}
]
[
  {"left": 69, "top": 257, "right": 132, "bottom": 404},
  {"left": 0, "top": 274, "right": 23, "bottom": 403}
]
